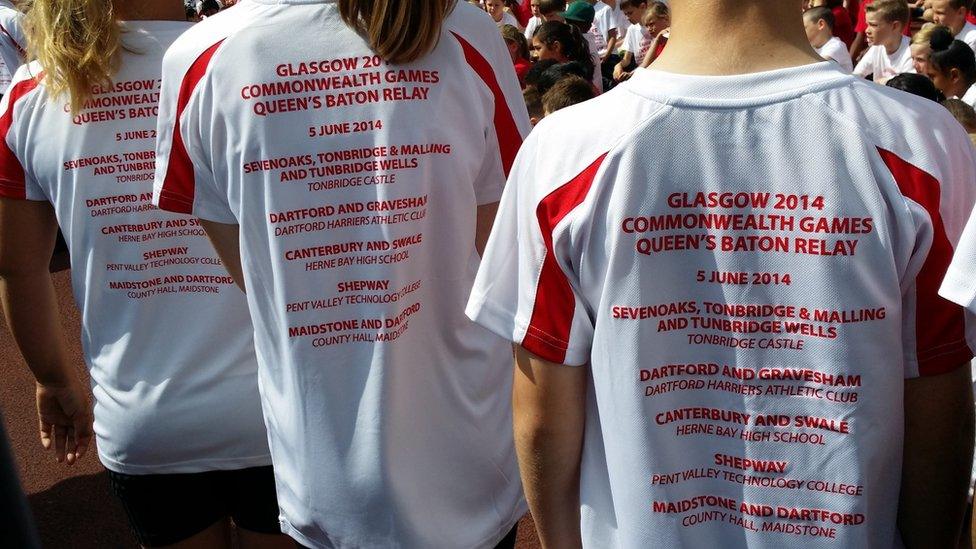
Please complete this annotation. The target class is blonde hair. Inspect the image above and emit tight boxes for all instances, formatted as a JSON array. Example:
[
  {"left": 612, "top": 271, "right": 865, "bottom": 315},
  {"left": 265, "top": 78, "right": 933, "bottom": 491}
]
[
  {"left": 912, "top": 22, "right": 946, "bottom": 46},
  {"left": 339, "top": 0, "right": 456, "bottom": 64},
  {"left": 24, "top": 0, "right": 122, "bottom": 114}
]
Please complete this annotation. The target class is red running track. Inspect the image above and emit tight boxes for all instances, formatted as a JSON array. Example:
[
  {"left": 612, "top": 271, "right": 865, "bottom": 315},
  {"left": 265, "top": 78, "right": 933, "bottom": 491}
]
[{"left": 0, "top": 271, "right": 541, "bottom": 548}]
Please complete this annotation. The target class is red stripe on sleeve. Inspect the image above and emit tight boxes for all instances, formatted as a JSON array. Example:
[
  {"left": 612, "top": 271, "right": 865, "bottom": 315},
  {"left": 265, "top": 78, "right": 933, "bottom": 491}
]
[
  {"left": 523, "top": 153, "right": 607, "bottom": 363},
  {"left": 0, "top": 75, "right": 42, "bottom": 199},
  {"left": 156, "top": 39, "right": 224, "bottom": 214},
  {"left": 878, "top": 148, "right": 973, "bottom": 375},
  {"left": 451, "top": 32, "right": 522, "bottom": 178}
]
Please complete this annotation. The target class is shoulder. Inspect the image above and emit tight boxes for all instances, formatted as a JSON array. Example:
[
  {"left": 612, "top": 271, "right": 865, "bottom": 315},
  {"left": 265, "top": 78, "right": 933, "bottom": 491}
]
[
  {"left": 825, "top": 78, "right": 969, "bottom": 176},
  {"left": 519, "top": 81, "right": 665, "bottom": 180}
]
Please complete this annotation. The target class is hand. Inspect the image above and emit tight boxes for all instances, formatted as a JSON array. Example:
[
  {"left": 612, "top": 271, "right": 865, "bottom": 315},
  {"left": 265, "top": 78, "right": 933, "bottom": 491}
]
[
  {"left": 612, "top": 64, "right": 625, "bottom": 81},
  {"left": 35, "top": 380, "right": 93, "bottom": 465},
  {"left": 616, "top": 70, "right": 633, "bottom": 82}
]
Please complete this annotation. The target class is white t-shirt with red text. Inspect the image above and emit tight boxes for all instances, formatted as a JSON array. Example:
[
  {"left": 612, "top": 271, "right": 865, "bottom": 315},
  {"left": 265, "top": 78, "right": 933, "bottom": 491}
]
[
  {"left": 590, "top": 1, "right": 617, "bottom": 57},
  {"left": 152, "top": 1, "right": 529, "bottom": 547},
  {"left": 0, "top": 21, "right": 270, "bottom": 474},
  {"left": 469, "top": 62, "right": 976, "bottom": 548},
  {"left": 622, "top": 22, "right": 654, "bottom": 62}
]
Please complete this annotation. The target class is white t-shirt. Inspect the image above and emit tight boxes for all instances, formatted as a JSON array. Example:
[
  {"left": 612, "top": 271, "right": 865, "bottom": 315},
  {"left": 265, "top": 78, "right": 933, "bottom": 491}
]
[
  {"left": 623, "top": 22, "right": 654, "bottom": 62},
  {"left": 524, "top": 15, "right": 542, "bottom": 40},
  {"left": 961, "top": 84, "right": 976, "bottom": 108},
  {"left": 0, "top": 21, "right": 270, "bottom": 474},
  {"left": 496, "top": 9, "right": 522, "bottom": 30},
  {"left": 610, "top": 3, "right": 630, "bottom": 53},
  {"left": 584, "top": 32, "right": 605, "bottom": 93},
  {"left": 469, "top": 62, "right": 976, "bottom": 548},
  {"left": 957, "top": 20, "right": 976, "bottom": 52},
  {"left": 590, "top": 1, "right": 617, "bottom": 57},
  {"left": 152, "top": 2, "right": 529, "bottom": 547},
  {"left": 0, "top": 0, "right": 24, "bottom": 94},
  {"left": 816, "top": 36, "right": 854, "bottom": 73},
  {"left": 853, "top": 35, "right": 914, "bottom": 83}
]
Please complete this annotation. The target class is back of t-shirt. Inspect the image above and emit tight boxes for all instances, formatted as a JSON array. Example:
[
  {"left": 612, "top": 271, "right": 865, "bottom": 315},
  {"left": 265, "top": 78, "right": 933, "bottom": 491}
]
[
  {"left": 0, "top": 0, "right": 23, "bottom": 94},
  {"left": 469, "top": 62, "right": 976, "bottom": 547},
  {"left": 153, "top": 1, "right": 530, "bottom": 547},
  {"left": 0, "top": 21, "right": 269, "bottom": 475}
]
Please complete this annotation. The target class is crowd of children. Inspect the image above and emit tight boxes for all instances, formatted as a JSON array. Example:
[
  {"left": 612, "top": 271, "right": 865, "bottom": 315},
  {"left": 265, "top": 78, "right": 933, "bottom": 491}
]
[{"left": 475, "top": 0, "right": 976, "bottom": 134}]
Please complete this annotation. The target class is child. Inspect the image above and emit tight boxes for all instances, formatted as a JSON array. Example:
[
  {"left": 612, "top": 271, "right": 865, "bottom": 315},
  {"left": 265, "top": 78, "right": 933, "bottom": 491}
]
[
  {"left": 911, "top": 22, "right": 942, "bottom": 74},
  {"left": 524, "top": 86, "right": 545, "bottom": 125},
  {"left": 502, "top": 24, "right": 533, "bottom": 86},
  {"left": 524, "top": 0, "right": 543, "bottom": 39},
  {"left": 638, "top": 2, "right": 670, "bottom": 68},
  {"left": 538, "top": 0, "right": 567, "bottom": 22},
  {"left": 469, "top": 0, "right": 976, "bottom": 547},
  {"left": 805, "top": 6, "right": 855, "bottom": 72},
  {"left": 853, "top": 0, "right": 913, "bottom": 83},
  {"left": 931, "top": 0, "right": 976, "bottom": 51},
  {"left": 542, "top": 74, "right": 597, "bottom": 114},
  {"left": 927, "top": 26, "right": 976, "bottom": 105},
  {"left": 557, "top": 2, "right": 604, "bottom": 91},
  {"left": 487, "top": 0, "right": 523, "bottom": 29},
  {"left": 612, "top": 0, "right": 649, "bottom": 81}
]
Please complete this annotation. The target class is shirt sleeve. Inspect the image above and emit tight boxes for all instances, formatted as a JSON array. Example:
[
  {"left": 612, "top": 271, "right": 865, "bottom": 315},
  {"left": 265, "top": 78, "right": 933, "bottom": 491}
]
[
  {"left": 0, "top": 66, "right": 45, "bottom": 202},
  {"left": 466, "top": 129, "right": 600, "bottom": 366},
  {"left": 451, "top": 28, "right": 531, "bottom": 205},
  {"left": 881, "top": 123, "right": 976, "bottom": 377},
  {"left": 153, "top": 39, "right": 237, "bottom": 224},
  {"left": 852, "top": 49, "right": 874, "bottom": 78}
]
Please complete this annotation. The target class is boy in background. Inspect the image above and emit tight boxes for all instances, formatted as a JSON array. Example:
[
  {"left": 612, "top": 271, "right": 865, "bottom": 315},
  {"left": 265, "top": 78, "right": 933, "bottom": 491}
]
[
  {"left": 805, "top": 6, "right": 856, "bottom": 71},
  {"left": 542, "top": 75, "right": 597, "bottom": 114},
  {"left": 612, "top": 0, "right": 649, "bottom": 81},
  {"left": 560, "top": 1, "right": 604, "bottom": 92},
  {"left": 932, "top": 0, "right": 976, "bottom": 51},
  {"left": 853, "top": 0, "right": 914, "bottom": 82},
  {"left": 524, "top": 0, "right": 543, "bottom": 39},
  {"left": 539, "top": 0, "right": 567, "bottom": 22}
]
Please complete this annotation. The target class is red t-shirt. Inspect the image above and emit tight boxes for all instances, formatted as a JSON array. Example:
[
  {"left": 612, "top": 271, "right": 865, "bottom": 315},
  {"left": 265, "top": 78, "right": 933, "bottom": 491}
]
[
  {"left": 654, "top": 35, "right": 668, "bottom": 59},
  {"left": 512, "top": 0, "right": 533, "bottom": 27},
  {"left": 833, "top": 5, "right": 856, "bottom": 46},
  {"left": 855, "top": 0, "right": 911, "bottom": 36},
  {"left": 514, "top": 57, "right": 531, "bottom": 87}
]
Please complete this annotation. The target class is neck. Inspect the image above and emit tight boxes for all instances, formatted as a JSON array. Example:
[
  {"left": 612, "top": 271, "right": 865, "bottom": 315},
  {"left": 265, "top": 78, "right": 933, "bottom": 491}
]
[
  {"left": 113, "top": 0, "right": 186, "bottom": 21},
  {"left": 811, "top": 32, "right": 830, "bottom": 49},
  {"left": 652, "top": 0, "right": 821, "bottom": 75},
  {"left": 882, "top": 34, "right": 903, "bottom": 55}
]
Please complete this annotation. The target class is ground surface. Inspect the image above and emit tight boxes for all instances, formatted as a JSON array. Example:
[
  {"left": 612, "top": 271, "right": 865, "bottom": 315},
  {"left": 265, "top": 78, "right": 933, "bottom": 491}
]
[{"left": 0, "top": 271, "right": 541, "bottom": 548}]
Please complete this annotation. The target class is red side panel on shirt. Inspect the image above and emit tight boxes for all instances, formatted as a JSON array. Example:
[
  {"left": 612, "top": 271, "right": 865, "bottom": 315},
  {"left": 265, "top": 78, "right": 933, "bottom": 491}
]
[
  {"left": 451, "top": 32, "right": 522, "bottom": 178},
  {"left": 523, "top": 154, "right": 607, "bottom": 364},
  {"left": 0, "top": 75, "right": 42, "bottom": 199},
  {"left": 878, "top": 148, "right": 973, "bottom": 375},
  {"left": 156, "top": 39, "right": 224, "bottom": 214}
]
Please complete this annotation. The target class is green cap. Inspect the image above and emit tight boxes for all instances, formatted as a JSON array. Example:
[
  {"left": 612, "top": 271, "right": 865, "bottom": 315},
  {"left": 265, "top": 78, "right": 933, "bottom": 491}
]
[{"left": 559, "top": 1, "right": 595, "bottom": 26}]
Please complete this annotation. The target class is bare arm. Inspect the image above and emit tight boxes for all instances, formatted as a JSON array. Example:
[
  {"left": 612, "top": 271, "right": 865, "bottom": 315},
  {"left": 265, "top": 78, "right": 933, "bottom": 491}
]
[
  {"left": 513, "top": 346, "right": 587, "bottom": 549},
  {"left": 603, "top": 29, "right": 619, "bottom": 63},
  {"left": 899, "top": 364, "right": 974, "bottom": 548},
  {"left": 476, "top": 202, "right": 499, "bottom": 257},
  {"left": 0, "top": 198, "right": 92, "bottom": 464},
  {"left": 614, "top": 51, "right": 634, "bottom": 81},
  {"left": 200, "top": 219, "right": 245, "bottom": 292}
]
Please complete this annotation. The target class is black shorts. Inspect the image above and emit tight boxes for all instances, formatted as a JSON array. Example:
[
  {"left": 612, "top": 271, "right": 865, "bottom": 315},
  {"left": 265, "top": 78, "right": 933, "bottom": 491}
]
[{"left": 108, "top": 465, "right": 281, "bottom": 547}]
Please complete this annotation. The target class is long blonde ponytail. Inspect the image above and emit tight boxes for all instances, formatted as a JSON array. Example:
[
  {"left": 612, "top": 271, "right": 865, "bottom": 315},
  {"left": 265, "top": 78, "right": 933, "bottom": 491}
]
[
  {"left": 339, "top": 0, "right": 456, "bottom": 64},
  {"left": 24, "top": 0, "right": 121, "bottom": 114}
]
